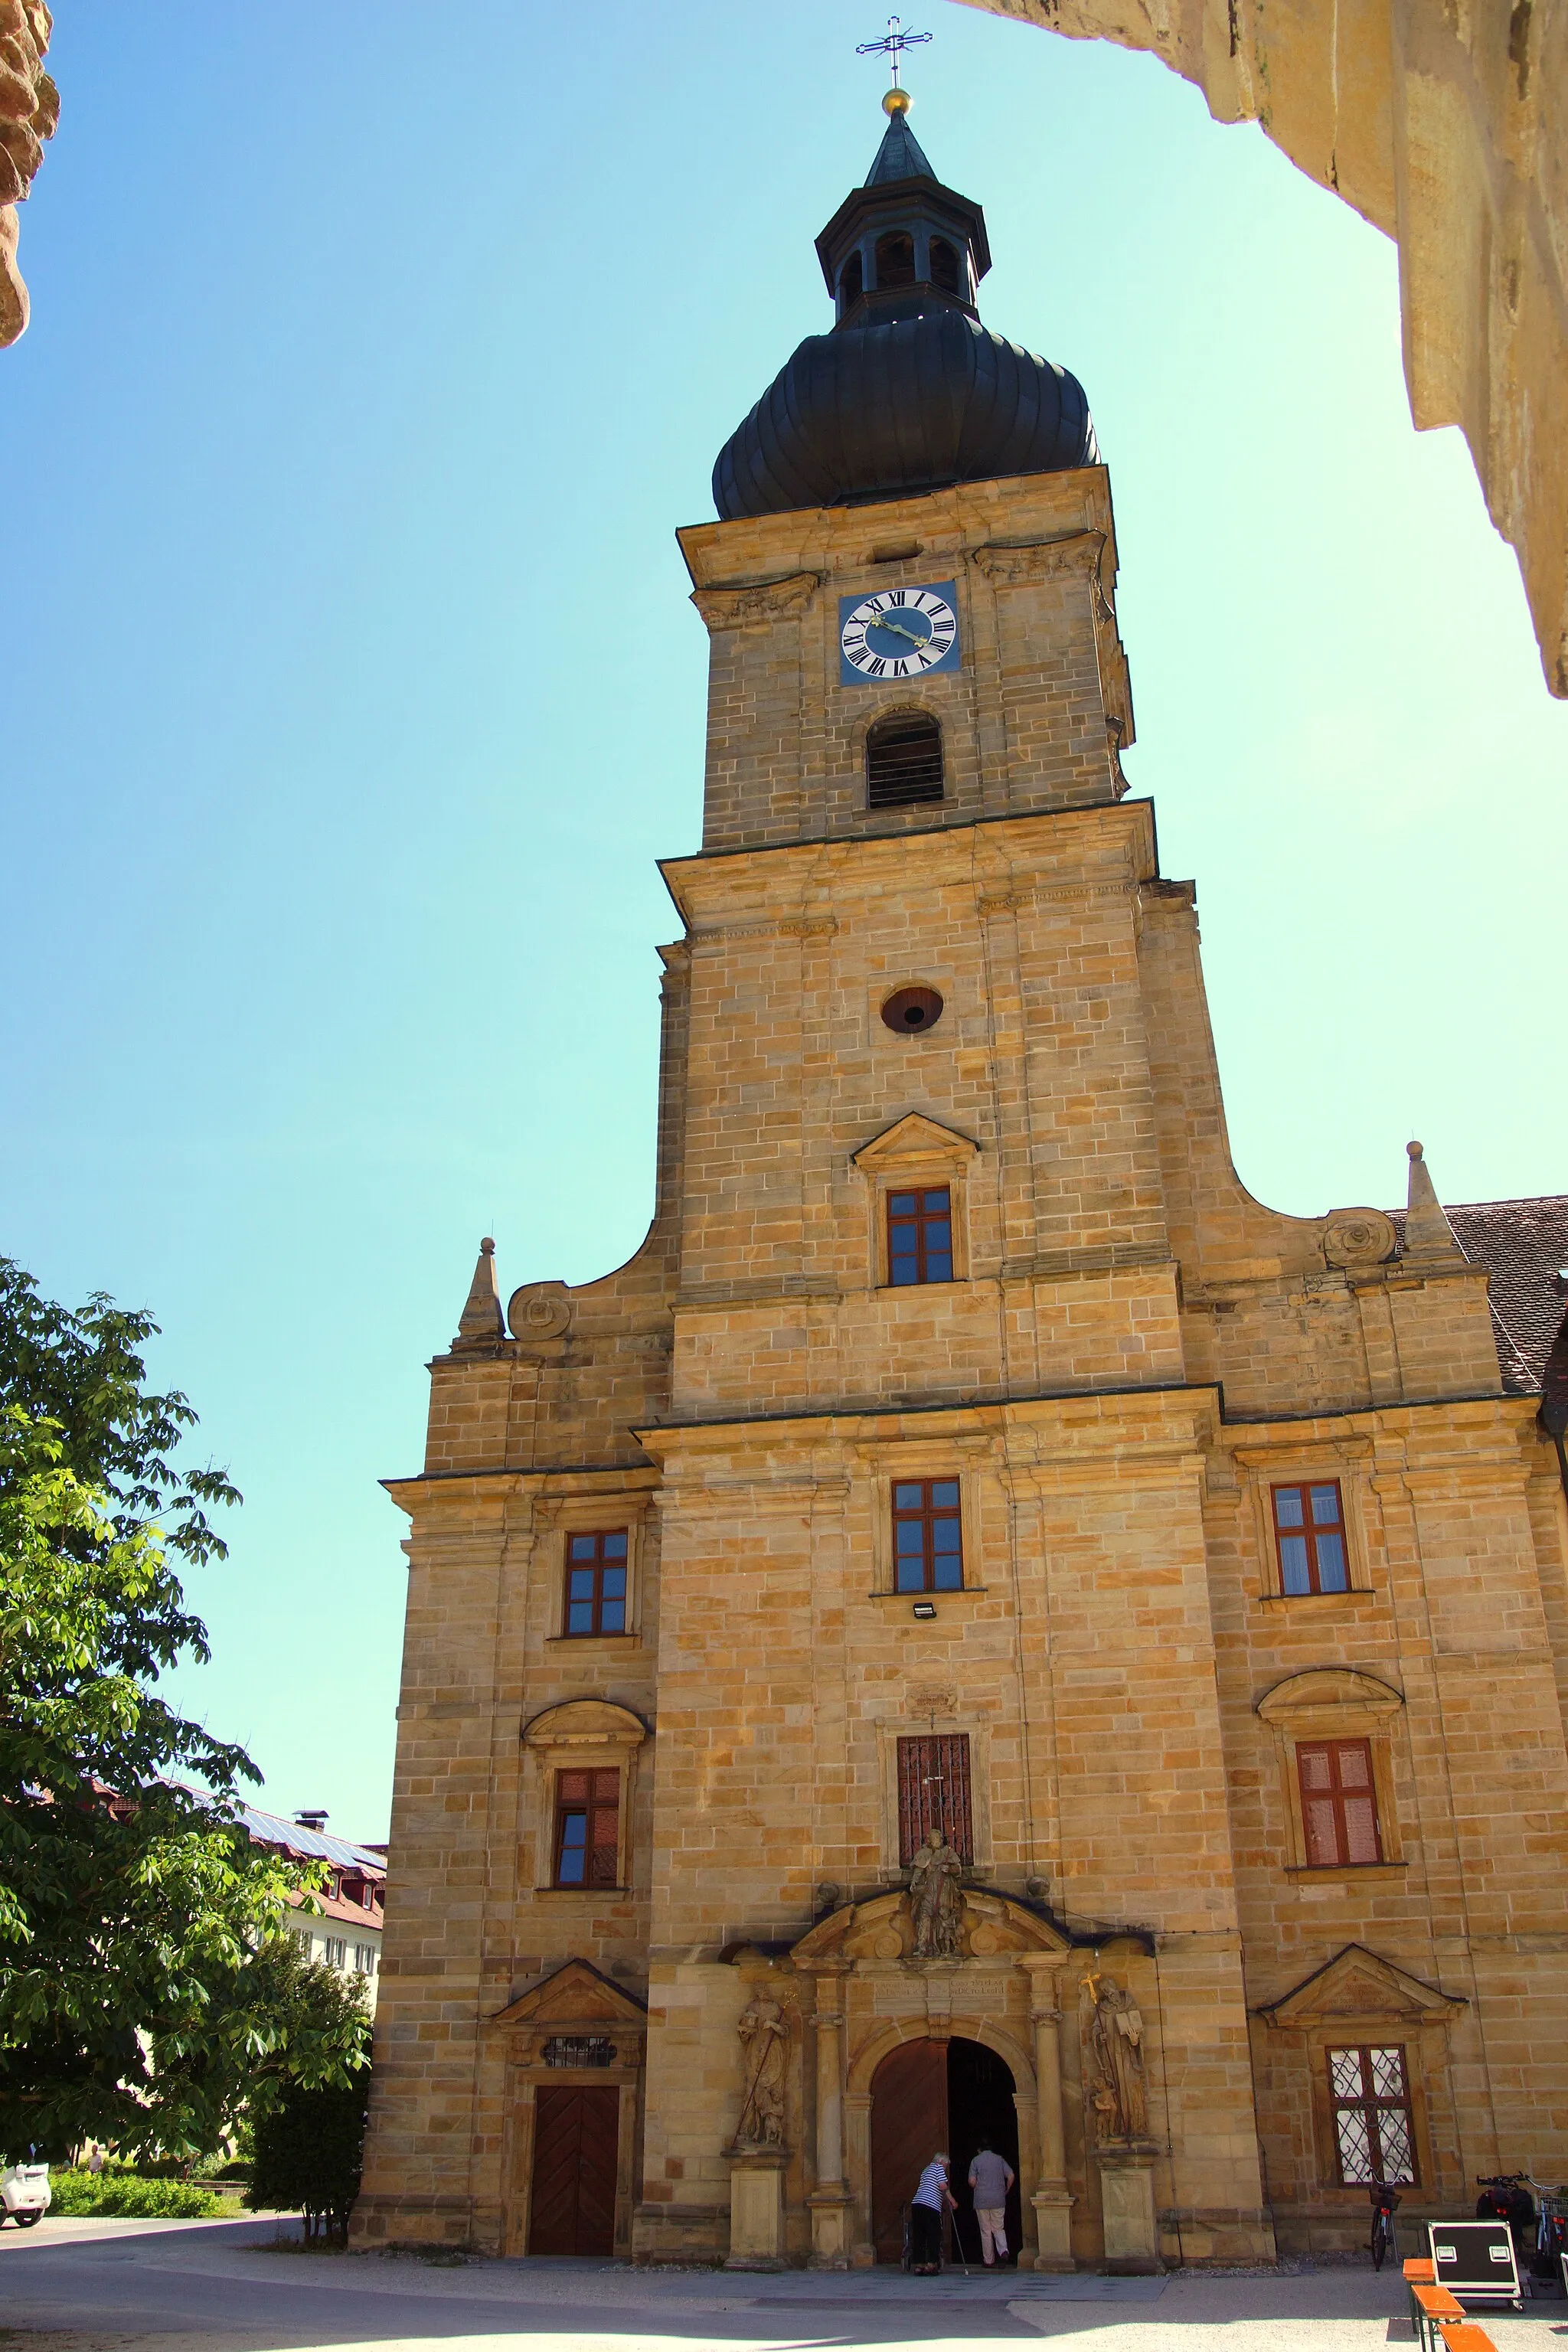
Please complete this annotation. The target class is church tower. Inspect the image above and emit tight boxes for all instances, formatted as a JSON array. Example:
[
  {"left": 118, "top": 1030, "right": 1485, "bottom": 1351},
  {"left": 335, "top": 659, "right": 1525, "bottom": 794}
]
[{"left": 355, "top": 89, "right": 1568, "bottom": 2272}]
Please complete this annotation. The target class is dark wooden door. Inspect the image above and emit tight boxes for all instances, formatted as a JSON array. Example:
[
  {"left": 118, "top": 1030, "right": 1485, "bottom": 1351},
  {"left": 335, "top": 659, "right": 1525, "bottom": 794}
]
[
  {"left": 528, "top": 2083, "right": 620, "bottom": 2256},
  {"left": 871, "top": 2040, "right": 948, "bottom": 2262}
]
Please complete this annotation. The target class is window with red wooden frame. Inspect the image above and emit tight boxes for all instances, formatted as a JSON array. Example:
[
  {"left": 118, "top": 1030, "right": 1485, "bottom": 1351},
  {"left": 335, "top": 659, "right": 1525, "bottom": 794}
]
[
  {"left": 554, "top": 1769, "right": 619, "bottom": 1888},
  {"left": 892, "top": 1478, "right": 963, "bottom": 1592},
  {"left": 564, "top": 1530, "right": 629, "bottom": 1636},
  {"left": 1271, "top": 1480, "right": 1349, "bottom": 1594},
  {"left": 1297, "top": 1738, "right": 1382, "bottom": 1866},
  {"left": 897, "top": 1734, "right": 973, "bottom": 1864},
  {"left": 887, "top": 1187, "right": 953, "bottom": 1285},
  {"left": 1328, "top": 2045, "right": 1416, "bottom": 2184}
]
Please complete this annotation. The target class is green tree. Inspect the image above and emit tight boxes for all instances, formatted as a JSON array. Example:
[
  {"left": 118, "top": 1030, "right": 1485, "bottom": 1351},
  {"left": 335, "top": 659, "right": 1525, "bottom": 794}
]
[
  {"left": 0, "top": 1263, "right": 365, "bottom": 2159},
  {"left": 248, "top": 2060, "right": 371, "bottom": 2244}
]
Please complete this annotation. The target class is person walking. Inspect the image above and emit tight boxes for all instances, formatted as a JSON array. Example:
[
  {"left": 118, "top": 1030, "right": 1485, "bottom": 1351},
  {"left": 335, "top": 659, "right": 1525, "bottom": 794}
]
[
  {"left": 910, "top": 2151, "right": 956, "bottom": 2274},
  {"left": 967, "top": 2141, "right": 1015, "bottom": 2265}
]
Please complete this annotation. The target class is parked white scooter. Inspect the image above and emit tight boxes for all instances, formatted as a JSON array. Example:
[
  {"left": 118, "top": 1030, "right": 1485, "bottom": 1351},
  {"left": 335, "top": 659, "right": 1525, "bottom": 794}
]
[{"left": 1, "top": 2164, "right": 51, "bottom": 2227}]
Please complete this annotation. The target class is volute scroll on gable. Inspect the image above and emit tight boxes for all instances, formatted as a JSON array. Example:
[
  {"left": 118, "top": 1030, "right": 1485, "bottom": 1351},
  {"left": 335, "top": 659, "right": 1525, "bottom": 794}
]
[{"left": 789, "top": 1885, "right": 1071, "bottom": 1967}]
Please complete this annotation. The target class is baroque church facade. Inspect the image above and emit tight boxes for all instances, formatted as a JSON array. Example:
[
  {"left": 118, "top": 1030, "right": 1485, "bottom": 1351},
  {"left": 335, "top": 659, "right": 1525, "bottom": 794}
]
[{"left": 355, "top": 96, "right": 1568, "bottom": 2271}]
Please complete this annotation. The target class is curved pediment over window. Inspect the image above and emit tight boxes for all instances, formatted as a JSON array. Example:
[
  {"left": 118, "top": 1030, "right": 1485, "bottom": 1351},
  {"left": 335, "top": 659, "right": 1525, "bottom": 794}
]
[
  {"left": 522, "top": 1700, "right": 648, "bottom": 1753},
  {"left": 1256, "top": 1668, "right": 1403, "bottom": 1726}
]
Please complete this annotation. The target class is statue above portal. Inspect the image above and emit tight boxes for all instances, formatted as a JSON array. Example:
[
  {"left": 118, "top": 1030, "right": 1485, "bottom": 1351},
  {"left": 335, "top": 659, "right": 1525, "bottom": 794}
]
[
  {"left": 906, "top": 1827, "right": 964, "bottom": 1958},
  {"left": 734, "top": 1991, "right": 788, "bottom": 2149}
]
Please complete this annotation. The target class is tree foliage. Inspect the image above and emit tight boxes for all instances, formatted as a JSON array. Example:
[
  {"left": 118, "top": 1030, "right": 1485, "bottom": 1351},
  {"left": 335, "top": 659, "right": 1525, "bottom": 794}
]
[
  {"left": 248, "top": 2058, "right": 371, "bottom": 2243},
  {"left": 0, "top": 1262, "right": 367, "bottom": 2160}
]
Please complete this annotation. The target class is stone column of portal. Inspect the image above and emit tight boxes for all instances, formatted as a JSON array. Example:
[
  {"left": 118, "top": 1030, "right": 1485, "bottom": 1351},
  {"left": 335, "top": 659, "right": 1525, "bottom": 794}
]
[
  {"left": 1019, "top": 1955, "right": 1074, "bottom": 2270},
  {"left": 807, "top": 1962, "right": 852, "bottom": 2269}
]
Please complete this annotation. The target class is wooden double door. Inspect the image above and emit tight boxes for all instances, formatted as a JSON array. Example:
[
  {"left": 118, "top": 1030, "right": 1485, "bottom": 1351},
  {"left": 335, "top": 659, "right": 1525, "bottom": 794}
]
[
  {"left": 870, "top": 2037, "right": 1024, "bottom": 2264},
  {"left": 528, "top": 2082, "right": 620, "bottom": 2256}
]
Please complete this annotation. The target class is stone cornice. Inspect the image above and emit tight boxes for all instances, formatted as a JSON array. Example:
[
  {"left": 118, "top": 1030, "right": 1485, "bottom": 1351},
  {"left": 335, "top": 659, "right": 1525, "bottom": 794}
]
[
  {"left": 690, "top": 571, "right": 822, "bottom": 630},
  {"left": 969, "top": 531, "right": 1104, "bottom": 590}
]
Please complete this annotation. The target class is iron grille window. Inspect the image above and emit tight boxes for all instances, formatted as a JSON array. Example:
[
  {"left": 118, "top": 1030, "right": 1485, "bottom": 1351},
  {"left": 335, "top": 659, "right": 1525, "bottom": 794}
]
[
  {"left": 565, "top": 1530, "right": 629, "bottom": 1635},
  {"left": 554, "top": 1769, "right": 619, "bottom": 1888},
  {"left": 1328, "top": 2046, "right": 1416, "bottom": 2184},
  {"left": 543, "top": 2036, "right": 617, "bottom": 2068},
  {"left": 897, "top": 1733, "right": 973, "bottom": 1864},
  {"left": 1272, "top": 1480, "right": 1349, "bottom": 1594},
  {"left": 892, "top": 1478, "right": 963, "bottom": 1592},
  {"left": 887, "top": 1187, "right": 953, "bottom": 1285},
  {"left": 1298, "top": 1737, "right": 1382, "bottom": 1867},
  {"left": 867, "top": 714, "right": 944, "bottom": 808}
]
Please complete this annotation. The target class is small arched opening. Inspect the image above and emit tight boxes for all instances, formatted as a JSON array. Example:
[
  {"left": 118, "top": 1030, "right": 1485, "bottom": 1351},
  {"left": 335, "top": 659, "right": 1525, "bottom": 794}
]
[
  {"left": 838, "top": 250, "right": 864, "bottom": 312},
  {"left": 874, "top": 230, "right": 916, "bottom": 289},
  {"left": 867, "top": 711, "right": 944, "bottom": 808},
  {"left": 929, "top": 237, "right": 962, "bottom": 296}
]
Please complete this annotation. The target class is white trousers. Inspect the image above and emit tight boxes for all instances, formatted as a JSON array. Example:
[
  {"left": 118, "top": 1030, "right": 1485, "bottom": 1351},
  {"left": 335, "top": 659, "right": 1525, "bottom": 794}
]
[{"left": 976, "top": 2207, "right": 1008, "bottom": 2261}]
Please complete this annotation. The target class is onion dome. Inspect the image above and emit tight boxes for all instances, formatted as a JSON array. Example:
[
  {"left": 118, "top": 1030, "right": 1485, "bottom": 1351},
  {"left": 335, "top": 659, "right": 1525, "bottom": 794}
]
[{"left": 712, "top": 93, "right": 1098, "bottom": 521}]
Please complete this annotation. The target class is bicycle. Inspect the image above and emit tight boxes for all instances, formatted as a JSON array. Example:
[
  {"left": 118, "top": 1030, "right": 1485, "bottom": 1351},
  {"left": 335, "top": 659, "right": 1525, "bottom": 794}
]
[{"left": 1370, "top": 2180, "right": 1401, "bottom": 2271}]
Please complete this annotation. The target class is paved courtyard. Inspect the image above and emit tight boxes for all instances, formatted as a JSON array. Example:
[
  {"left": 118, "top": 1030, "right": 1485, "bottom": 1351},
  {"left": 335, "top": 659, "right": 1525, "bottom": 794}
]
[{"left": 5, "top": 2216, "right": 1568, "bottom": 2352}]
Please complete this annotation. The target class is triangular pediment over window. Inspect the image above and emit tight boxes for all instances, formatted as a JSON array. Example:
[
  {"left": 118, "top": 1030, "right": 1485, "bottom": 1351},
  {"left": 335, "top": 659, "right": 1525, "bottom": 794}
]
[
  {"left": 487, "top": 1956, "right": 648, "bottom": 2033},
  {"left": 1255, "top": 1943, "right": 1465, "bottom": 2030},
  {"left": 852, "top": 1112, "right": 980, "bottom": 1175}
]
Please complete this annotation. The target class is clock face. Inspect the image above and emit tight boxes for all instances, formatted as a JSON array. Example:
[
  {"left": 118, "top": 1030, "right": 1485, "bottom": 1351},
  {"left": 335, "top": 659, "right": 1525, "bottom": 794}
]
[{"left": 838, "top": 581, "right": 960, "bottom": 684}]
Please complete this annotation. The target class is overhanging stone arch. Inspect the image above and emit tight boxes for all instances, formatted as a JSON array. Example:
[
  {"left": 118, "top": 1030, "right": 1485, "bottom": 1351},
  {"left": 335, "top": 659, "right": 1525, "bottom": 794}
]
[
  {"left": 847, "top": 2011, "right": 1038, "bottom": 2101},
  {"left": 958, "top": 0, "right": 1567, "bottom": 697}
]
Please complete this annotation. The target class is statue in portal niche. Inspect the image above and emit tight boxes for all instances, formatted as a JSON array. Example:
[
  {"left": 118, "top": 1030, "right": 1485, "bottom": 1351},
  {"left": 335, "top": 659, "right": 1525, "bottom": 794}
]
[
  {"left": 906, "top": 1827, "right": 965, "bottom": 1958},
  {"left": 1085, "top": 1971, "right": 1148, "bottom": 2141},
  {"left": 734, "top": 1991, "right": 788, "bottom": 2148}
]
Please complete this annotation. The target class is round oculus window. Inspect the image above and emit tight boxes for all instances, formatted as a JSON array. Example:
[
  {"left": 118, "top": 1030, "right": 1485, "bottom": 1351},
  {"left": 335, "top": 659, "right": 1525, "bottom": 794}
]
[{"left": 880, "top": 985, "right": 944, "bottom": 1034}]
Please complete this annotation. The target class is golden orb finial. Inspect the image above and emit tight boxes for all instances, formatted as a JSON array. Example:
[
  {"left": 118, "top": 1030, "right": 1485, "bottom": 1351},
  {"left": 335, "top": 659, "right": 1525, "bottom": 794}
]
[{"left": 883, "top": 85, "right": 913, "bottom": 114}]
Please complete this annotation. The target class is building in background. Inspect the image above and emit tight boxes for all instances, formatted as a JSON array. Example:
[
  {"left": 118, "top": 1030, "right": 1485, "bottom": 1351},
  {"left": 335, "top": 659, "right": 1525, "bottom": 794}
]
[{"left": 237, "top": 1804, "right": 386, "bottom": 2012}]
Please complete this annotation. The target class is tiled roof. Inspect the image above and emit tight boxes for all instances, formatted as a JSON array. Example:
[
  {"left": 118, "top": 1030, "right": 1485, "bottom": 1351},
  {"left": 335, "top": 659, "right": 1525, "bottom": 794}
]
[
  {"left": 1391, "top": 1194, "right": 1568, "bottom": 1396},
  {"left": 287, "top": 1886, "right": 384, "bottom": 1929},
  {"left": 234, "top": 1802, "right": 387, "bottom": 1877}
]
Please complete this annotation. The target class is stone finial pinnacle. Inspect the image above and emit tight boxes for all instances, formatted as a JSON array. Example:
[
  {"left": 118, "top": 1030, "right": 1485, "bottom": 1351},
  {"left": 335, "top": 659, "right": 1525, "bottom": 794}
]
[
  {"left": 1403, "top": 1140, "right": 1464, "bottom": 1264},
  {"left": 452, "top": 1234, "right": 506, "bottom": 1351}
]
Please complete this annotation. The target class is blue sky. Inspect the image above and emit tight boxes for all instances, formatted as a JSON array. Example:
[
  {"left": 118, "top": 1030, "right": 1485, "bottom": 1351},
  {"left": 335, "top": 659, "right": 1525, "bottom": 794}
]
[{"left": 4, "top": 3, "right": 1563, "bottom": 1840}]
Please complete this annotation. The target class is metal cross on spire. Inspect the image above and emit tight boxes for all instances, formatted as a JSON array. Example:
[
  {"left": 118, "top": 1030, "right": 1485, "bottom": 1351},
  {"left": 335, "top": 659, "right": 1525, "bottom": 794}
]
[{"left": 856, "top": 15, "right": 932, "bottom": 90}]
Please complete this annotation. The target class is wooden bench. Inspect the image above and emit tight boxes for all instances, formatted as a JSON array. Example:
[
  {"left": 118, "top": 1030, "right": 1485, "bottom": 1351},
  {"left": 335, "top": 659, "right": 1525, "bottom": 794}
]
[
  {"left": 1436, "top": 2323, "right": 1500, "bottom": 2352},
  {"left": 1405, "top": 2259, "right": 1436, "bottom": 2284},
  {"left": 1409, "top": 2281, "right": 1466, "bottom": 2352}
]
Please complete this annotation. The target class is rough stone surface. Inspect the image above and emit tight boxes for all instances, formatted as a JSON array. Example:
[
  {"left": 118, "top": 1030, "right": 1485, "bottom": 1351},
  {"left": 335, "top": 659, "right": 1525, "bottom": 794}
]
[
  {"left": 959, "top": 0, "right": 1568, "bottom": 699},
  {"left": 0, "top": 2, "right": 57, "bottom": 348}
]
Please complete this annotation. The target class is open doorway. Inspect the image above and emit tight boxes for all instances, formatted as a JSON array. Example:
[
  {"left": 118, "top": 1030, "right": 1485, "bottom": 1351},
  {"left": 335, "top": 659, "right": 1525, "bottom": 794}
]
[{"left": 869, "top": 2035, "right": 1022, "bottom": 2265}]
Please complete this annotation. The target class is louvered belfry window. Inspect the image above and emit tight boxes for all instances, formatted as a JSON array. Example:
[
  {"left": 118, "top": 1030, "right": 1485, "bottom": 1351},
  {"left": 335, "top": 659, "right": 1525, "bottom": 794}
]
[
  {"left": 867, "top": 713, "right": 944, "bottom": 808},
  {"left": 897, "top": 1733, "right": 973, "bottom": 1864},
  {"left": 874, "top": 230, "right": 916, "bottom": 288},
  {"left": 1328, "top": 2046, "right": 1416, "bottom": 2184}
]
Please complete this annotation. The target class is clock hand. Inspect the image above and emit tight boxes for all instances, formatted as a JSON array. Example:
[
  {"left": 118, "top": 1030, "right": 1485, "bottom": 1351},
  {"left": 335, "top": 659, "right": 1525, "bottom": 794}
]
[{"left": 868, "top": 614, "right": 933, "bottom": 649}]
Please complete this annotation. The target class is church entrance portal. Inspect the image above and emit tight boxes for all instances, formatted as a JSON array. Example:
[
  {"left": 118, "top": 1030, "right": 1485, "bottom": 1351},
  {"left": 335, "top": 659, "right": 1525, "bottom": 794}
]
[
  {"left": 869, "top": 2037, "right": 1022, "bottom": 2264},
  {"left": 528, "top": 2083, "right": 619, "bottom": 2256}
]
